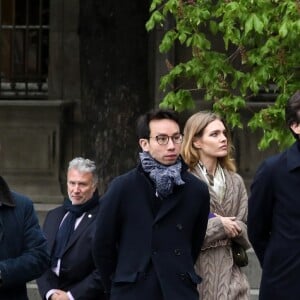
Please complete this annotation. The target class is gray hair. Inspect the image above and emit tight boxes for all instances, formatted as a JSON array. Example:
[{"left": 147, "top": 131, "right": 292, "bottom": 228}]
[{"left": 68, "top": 157, "right": 98, "bottom": 186}]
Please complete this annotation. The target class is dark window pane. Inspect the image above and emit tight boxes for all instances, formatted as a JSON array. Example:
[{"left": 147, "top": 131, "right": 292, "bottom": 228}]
[
  {"left": 28, "top": 0, "right": 40, "bottom": 25},
  {"left": 1, "top": 0, "right": 14, "bottom": 25},
  {"left": 0, "top": 0, "right": 49, "bottom": 99},
  {"left": 15, "top": 0, "right": 26, "bottom": 25}
]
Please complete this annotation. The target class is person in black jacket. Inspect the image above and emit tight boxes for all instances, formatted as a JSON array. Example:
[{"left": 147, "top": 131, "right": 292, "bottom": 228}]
[
  {"left": 0, "top": 176, "right": 49, "bottom": 300},
  {"left": 93, "top": 109, "right": 210, "bottom": 300},
  {"left": 37, "top": 157, "right": 104, "bottom": 300},
  {"left": 248, "top": 90, "right": 300, "bottom": 300}
]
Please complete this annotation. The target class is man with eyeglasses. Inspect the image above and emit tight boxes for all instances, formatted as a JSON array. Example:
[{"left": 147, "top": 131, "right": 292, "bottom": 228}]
[{"left": 93, "top": 109, "right": 210, "bottom": 300}]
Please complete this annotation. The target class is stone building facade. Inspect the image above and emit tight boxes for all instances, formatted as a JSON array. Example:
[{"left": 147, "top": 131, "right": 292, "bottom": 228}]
[{"left": 0, "top": 1, "right": 277, "bottom": 299}]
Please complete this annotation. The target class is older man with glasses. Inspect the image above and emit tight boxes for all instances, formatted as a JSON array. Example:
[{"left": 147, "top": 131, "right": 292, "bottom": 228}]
[{"left": 93, "top": 109, "right": 210, "bottom": 300}]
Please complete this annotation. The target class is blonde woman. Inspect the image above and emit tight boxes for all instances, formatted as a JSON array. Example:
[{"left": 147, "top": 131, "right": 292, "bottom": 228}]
[{"left": 182, "top": 111, "right": 250, "bottom": 300}]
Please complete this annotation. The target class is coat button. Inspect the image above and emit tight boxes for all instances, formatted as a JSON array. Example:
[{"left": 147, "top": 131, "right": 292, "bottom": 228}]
[
  {"left": 176, "top": 223, "right": 183, "bottom": 230},
  {"left": 174, "top": 249, "right": 181, "bottom": 255}
]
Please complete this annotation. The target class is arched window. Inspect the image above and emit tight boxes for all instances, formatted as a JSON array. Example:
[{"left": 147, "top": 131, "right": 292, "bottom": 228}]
[{"left": 0, "top": 0, "right": 49, "bottom": 99}]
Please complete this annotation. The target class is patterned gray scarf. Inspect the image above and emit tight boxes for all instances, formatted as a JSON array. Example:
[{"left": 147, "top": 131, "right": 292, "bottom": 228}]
[{"left": 139, "top": 151, "right": 185, "bottom": 198}]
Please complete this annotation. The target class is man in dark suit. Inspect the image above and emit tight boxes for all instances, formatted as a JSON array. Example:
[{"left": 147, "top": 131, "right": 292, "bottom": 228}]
[
  {"left": 37, "top": 157, "right": 104, "bottom": 300},
  {"left": 93, "top": 109, "right": 210, "bottom": 300},
  {"left": 248, "top": 90, "right": 300, "bottom": 300}
]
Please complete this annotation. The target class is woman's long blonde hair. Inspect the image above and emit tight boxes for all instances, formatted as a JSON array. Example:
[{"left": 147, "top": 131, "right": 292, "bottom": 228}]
[{"left": 181, "top": 111, "right": 236, "bottom": 172}]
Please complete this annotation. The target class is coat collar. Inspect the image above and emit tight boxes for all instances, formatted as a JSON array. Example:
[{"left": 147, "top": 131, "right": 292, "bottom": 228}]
[
  {"left": 60, "top": 204, "right": 99, "bottom": 255},
  {"left": 136, "top": 158, "right": 188, "bottom": 224},
  {"left": 49, "top": 203, "right": 99, "bottom": 255},
  {"left": 0, "top": 176, "right": 15, "bottom": 207},
  {"left": 153, "top": 186, "right": 184, "bottom": 224},
  {"left": 286, "top": 141, "right": 300, "bottom": 171}
]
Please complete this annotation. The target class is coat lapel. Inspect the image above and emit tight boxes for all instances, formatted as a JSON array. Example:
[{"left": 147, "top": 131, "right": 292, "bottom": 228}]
[
  {"left": 137, "top": 164, "right": 186, "bottom": 224},
  {"left": 153, "top": 182, "right": 184, "bottom": 224},
  {"left": 287, "top": 141, "right": 300, "bottom": 171},
  {"left": 48, "top": 208, "right": 66, "bottom": 253},
  {"left": 63, "top": 205, "right": 99, "bottom": 254}
]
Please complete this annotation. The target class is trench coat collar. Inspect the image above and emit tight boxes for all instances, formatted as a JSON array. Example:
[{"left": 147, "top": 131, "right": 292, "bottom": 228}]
[
  {"left": 0, "top": 176, "right": 15, "bottom": 207},
  {"left": 286, "top": 140, "right": 300, "bottom": 171}
]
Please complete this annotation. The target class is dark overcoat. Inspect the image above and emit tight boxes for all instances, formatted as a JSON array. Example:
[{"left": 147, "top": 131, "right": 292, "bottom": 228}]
[
  {"left": 0, "top": 176, "right": 50, "bottom": 300},
  {"left": 36, "top": 202, "right": 104, "bottom": 299},
  {"left": 93, "top": 164, "right": 210, "bottom": 300},
  {"left": 248, "top": 141, "right": 300, "bottom": 299}
]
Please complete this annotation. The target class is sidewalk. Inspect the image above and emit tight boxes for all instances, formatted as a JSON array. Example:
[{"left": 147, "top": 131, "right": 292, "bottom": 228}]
[{"left": 244, "top": 248, "right": 262, "bottom": 300}]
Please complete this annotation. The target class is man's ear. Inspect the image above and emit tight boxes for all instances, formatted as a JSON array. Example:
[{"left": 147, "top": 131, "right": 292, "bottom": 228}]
[
  {"left": 290, "top": 123, "right": 300, "bottom": 135},
  {"left": 139, "top": 139, "right": 149, "bottom": 151}
]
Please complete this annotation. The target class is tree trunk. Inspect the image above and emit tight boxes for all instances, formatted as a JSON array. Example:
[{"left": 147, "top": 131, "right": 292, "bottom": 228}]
[{"left": 79, "top": 1, "right": 152, "bottom": 193}]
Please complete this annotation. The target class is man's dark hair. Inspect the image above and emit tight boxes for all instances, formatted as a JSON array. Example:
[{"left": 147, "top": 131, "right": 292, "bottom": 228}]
[
  {"left": 286, "top": 90, "right": 300, "bottom": 139},
  {"left": 136, "top": 109, "right": 180, "bottom": 139}
]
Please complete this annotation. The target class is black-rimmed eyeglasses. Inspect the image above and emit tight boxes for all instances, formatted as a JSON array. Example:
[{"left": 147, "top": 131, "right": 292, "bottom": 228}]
[{"left": 149, "top": 134, "right": 184, "bottom": 145}]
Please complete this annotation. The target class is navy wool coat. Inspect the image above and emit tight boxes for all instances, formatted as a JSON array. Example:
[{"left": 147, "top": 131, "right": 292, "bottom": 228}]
[
  {"left": 93, "top": 163, "right": 210, "bottom": 300},
  {"left": 248, "top": 141, "right": 300, "bottom": 299},
  {"left": 36, "top": 202, "right": 104, "bottom": 299},
  {"left": 0, "top": 176, "right": 50, "bottom": 300}
]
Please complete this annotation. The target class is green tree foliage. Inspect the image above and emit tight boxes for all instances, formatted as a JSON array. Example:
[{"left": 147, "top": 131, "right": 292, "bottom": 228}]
[{"left": 146, "top": 0, "right": 300, "bottom": 149}]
